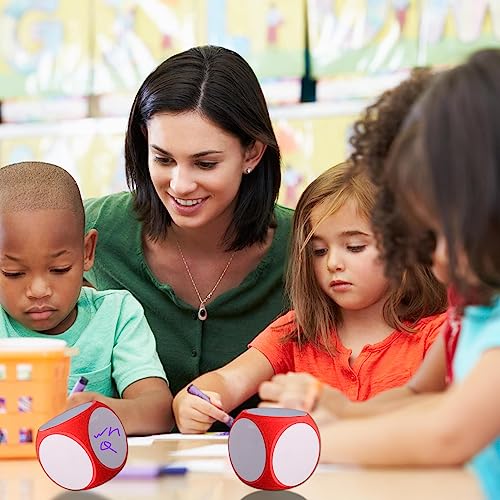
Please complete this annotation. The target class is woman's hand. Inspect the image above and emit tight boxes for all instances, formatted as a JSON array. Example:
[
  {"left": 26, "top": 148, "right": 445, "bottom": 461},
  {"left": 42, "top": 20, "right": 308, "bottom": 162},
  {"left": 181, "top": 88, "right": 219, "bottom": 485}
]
[
  {"left": 173, "top": 388, "right": 232, "bottom": 434},
  {"left": 258, "top": 372, "right": 323, "bottom": 412}
]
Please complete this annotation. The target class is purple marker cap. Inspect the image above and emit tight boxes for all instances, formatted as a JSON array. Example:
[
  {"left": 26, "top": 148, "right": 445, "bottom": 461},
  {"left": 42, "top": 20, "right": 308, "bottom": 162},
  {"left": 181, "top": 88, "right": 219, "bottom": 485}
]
[
  {"left": 187, "top": 383, "right": 211, "bottom": 402},
  {"left": 187, "top": 384, "right": 233, "bottom": 428},
  {"left": 70, "top": 376, "right": 88, "bottom": 395}
]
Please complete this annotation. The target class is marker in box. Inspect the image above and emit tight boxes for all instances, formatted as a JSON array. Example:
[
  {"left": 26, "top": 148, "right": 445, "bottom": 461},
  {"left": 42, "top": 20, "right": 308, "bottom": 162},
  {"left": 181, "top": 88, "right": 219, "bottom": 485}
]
[
  {"left": 70, "top": 376, "right": 88, "bottom": 395},
  {"left": 117, "top": 464, "right": 188, "bottom": 479}
]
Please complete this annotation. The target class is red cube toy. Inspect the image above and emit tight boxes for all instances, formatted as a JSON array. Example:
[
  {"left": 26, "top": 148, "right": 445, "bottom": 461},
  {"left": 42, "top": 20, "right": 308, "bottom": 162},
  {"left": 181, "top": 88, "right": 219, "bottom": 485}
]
[
  {"left": 36, "top": 401, "right": 127, "bottom": 490},
  {"left": 228, "top": 408, "right": 320, "bottom": 490}
]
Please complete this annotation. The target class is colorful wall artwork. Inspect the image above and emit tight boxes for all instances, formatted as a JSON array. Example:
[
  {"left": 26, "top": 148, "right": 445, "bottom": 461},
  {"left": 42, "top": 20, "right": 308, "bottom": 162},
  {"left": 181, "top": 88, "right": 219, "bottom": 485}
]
[{"left": 0, "top": 0, "right": 91, "bottom": 98}]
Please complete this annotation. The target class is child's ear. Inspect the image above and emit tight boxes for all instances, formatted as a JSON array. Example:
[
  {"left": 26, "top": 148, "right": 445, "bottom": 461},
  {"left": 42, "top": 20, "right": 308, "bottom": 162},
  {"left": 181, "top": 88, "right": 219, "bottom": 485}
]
[
  {"left": 83, "top": 229, "right": 98, "bottom": 271},
  {"left": 242, "top": 140, "right": 267, "bottom": 174}
]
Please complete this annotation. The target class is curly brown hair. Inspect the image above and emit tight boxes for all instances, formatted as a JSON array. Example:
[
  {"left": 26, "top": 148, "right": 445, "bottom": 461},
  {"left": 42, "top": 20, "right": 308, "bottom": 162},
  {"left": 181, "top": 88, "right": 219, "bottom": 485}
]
[
  {"left": 385, "top": 49, "right": 500, "bottom": 297},
  {"left": 349, "top": 68, "right": 444, "bottom": 287},
  {"left": 350, "top": 68, "right": 434, "bottom": 182}
]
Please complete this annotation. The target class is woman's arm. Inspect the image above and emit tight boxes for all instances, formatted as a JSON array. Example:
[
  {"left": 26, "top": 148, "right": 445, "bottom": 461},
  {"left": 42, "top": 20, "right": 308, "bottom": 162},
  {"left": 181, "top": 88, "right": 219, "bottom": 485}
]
[
  {"left": 173, "top": 347, "right": 275, "bottom": 433},
  {"left": 67, "top": 377, "right": 173, "bottom": 436},
  {"left": 320, "top": 348, "right": 500, "bottom": 465}
]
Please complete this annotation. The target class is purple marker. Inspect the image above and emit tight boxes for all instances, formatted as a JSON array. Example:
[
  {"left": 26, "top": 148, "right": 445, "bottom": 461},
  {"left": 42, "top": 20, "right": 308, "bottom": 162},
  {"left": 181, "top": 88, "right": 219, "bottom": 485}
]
[
  {"left": 187, "top": 384, "right": 234, "bottom": 427},
  {"left": 70, "top": 376, "right": 88, "bottom": 395},
  {"left": 117, "top": 464, "right": 188, "bottom": 479}
]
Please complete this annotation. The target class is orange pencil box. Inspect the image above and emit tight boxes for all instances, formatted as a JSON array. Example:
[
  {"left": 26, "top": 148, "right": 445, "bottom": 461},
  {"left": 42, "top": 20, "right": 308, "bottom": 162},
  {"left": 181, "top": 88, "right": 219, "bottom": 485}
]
[{"left": 0, "top": 338, "right": 73, "bottom": 459}]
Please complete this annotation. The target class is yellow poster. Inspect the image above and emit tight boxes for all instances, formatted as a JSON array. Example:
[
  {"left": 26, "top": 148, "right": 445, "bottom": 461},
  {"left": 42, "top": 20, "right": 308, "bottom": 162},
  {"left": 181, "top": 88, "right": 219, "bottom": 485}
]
[
  {"left": 0, "top": 0, "right": 91, "bottom": 98},
  {"left": 93, "top": 0, "right": 305, "bottom": 94},
  {"left": 308, "top": 0, "right": 419, "bottom": 77},
  {"left": 0, "top": 131, "right": 126, "bottom": 199},
  {"left": 419, "top": 0, "right": 500, "bottom": 67},
  {"left": 275, "top": 113, "right": 357, "bottom": 207}
]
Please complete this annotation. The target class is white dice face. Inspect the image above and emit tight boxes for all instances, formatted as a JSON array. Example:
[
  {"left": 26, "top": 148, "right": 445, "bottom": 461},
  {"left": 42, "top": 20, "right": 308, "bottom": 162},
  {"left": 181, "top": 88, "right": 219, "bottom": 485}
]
[
  {"left": 88, "top": 407, "right": 127, "bottom": 469},
  {"left": 229, "top": 418, "right": 266, "bottom": 482},
  {"left": 38, "top": 402, "right": 93, "bottom": 431},
  {"left": 272, "top": 423, "right": 320, "bottom": 486},
  {"left": 38, "top": 434, "right": 94, "bottom": 490}
]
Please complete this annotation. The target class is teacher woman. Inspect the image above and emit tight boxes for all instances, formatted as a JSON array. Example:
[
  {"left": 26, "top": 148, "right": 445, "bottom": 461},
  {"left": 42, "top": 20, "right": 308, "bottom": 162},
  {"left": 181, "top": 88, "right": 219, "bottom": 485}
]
[{"left": 84, "top": 46, "right": 293, "bottom": 418}]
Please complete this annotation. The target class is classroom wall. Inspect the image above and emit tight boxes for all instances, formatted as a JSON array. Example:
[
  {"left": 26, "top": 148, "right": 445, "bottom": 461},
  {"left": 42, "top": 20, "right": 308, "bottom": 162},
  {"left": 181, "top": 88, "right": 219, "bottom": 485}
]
[{"left": 0, "top": 0, "right": 498, "bottom": 207}]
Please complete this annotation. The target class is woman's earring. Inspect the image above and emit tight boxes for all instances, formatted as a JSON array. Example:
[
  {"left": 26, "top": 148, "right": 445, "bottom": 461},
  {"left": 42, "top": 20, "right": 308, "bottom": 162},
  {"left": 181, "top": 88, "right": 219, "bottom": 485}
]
[{"left": 245, "top": 168, "right": 252, "bottom": 174}]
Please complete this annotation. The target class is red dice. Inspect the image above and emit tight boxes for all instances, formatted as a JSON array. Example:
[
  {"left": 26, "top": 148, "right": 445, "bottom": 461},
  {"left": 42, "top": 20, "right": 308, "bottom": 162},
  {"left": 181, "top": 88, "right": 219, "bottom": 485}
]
[
  {"left": 36, "top": 401, "right": 128, "bottom": 490},
  {"left": 228, "top": 408, "right": 320, "bottom": 490}
]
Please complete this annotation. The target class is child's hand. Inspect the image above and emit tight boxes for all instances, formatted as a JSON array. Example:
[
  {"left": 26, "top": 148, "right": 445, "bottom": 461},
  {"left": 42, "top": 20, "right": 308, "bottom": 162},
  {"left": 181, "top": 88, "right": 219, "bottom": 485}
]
[
  {"left": 259, "top": 372, "right": 323, "bottom": 412},
  {"left": 66, "top": 391, "right": 104, "bottom": 410},
  {"left": 173, "top": 389, "right": 231, "bottom": 434}
]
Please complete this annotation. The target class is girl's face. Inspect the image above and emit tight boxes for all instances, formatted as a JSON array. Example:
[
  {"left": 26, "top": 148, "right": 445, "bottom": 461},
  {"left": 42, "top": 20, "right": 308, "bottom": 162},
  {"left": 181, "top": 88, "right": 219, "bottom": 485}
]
[
  {"left": 432, "top": 231, "right": 480, "bottom": 288},
  {"left": 310, "top": 199, "right": 390, "bottom": 312},
  {"left": 146, "top": 111, "right": 263, "bottom": 232}
]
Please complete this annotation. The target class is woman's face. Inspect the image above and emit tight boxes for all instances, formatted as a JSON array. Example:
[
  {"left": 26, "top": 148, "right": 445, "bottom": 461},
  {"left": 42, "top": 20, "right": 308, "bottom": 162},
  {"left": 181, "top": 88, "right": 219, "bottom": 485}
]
[{"left": 146, "top": 111, "right": 261, "bottom": 232}]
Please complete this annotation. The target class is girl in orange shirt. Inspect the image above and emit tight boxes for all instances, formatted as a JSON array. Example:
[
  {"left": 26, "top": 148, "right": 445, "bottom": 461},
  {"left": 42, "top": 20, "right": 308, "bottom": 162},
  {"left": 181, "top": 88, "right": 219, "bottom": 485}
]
[{"left": 173, "top": 161, "right": 446, "bottom": 433}]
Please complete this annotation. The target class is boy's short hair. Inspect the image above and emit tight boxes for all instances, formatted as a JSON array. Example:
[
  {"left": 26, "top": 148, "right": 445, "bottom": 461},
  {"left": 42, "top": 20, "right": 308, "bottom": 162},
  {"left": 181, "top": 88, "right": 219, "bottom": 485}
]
[{"left": 0, "top": 161, "right": 84, "bottom": 233}]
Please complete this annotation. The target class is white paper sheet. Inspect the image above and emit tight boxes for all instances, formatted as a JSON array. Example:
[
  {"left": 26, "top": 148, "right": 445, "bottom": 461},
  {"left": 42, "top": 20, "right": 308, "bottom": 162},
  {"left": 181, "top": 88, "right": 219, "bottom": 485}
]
[
  {"left": 169, "top": 444, "right": 229, "bottom": 458},
  {"left": 128, "top": 432, "right": 229, "bottom": 446}
]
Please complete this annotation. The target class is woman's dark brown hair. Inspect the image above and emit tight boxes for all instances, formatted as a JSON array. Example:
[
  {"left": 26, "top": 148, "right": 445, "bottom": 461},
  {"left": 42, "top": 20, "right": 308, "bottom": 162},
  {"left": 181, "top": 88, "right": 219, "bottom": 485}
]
[{"left": 125, "top": 45, "right": 281, "bottom": 251}]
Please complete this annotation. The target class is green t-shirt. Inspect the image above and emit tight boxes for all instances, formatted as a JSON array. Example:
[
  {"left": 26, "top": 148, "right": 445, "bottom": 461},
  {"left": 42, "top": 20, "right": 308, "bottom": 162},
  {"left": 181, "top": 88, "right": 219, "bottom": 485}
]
[
  {"left": 84, "top": 192, "right": 293, "bottom": 398},
  {"left": 0, "top": 287, "right": 167, "bottom": 397}
]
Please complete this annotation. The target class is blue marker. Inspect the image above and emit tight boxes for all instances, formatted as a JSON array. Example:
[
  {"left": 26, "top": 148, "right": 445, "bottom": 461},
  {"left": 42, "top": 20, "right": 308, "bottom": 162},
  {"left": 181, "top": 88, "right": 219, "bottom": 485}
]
[
  {"left": 70, "top": 376, "right": 88, "bottom": 395},
  {"left": 117, "top": 464, "right": 188, "bottom": 479}
]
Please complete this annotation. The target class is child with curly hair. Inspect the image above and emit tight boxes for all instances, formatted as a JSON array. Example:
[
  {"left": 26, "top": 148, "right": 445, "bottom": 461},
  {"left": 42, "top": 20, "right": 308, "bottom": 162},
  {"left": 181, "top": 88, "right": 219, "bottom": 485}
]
[{"left": 320, "top": 48, "right": 500, "bottom": 497}]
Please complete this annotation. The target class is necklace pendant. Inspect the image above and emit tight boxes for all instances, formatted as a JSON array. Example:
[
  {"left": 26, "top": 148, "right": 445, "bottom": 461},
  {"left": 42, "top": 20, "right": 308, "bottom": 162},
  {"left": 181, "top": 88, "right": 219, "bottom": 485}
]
[{"left": 198, "top": 304, "right": 207, "bottom": 321}]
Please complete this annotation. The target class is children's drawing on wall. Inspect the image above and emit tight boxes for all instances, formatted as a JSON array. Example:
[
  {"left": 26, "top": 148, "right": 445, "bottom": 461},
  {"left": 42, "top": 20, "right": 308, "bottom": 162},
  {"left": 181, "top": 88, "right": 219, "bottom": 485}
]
[
  {"left": 282, "top": 164, "right": 303, "bottom": 208},
  {"left": 490, "top": 0, "right": 500, "bottom": 38},
  {"left": 392, "top": 0, "right": 410, "bottom": 32},
  {"left": 308, "top": 0, "right": 417, "bottom": 76},
  {"left": 0, "top": 0, "right": 91, "bottom": 97},
  {"left": 419, "top": 0, "right": 449, "bottom": 59},
  {"left": 93, "top": 0, "right": 197, "bottom": 93},
  {"left": 452, "top": 0, "right": 488, "bottom": 43},
  {"left": 419, "top": 0, "right": 500, "bottom": 66},
  {"left": 266, "top": 2, "right": 284, "bottom": 47}
]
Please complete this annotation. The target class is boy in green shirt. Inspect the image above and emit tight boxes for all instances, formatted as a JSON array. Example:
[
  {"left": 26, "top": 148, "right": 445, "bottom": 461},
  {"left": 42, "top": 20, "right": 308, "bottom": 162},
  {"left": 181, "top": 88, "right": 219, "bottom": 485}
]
[{"left": 0, "top": 161, "right": 173, "bottom": 435}]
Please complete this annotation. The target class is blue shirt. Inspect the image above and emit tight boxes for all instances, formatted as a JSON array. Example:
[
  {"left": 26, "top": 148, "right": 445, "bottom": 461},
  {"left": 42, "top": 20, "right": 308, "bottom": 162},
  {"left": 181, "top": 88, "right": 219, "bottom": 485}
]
[{"left": 454, "top": 296, "right": 500, "bottom": 499}]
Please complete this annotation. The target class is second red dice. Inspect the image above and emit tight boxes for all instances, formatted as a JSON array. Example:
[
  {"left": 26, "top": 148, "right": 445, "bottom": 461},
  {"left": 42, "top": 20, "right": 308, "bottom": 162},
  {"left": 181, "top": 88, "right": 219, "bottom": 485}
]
[{"left": 228, "top": 408, "right": 320, "bottom": 490}]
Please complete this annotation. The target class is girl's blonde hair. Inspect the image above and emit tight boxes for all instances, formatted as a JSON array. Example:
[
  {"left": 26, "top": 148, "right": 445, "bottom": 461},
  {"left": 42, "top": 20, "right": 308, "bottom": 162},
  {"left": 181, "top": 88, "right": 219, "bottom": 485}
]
[{"left": 285, "top": 162, "right": 446, "bottom": 354}]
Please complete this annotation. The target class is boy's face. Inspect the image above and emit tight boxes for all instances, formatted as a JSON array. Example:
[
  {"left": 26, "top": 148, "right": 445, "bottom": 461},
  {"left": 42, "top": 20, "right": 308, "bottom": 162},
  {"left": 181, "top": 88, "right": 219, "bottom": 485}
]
[{"left": 0, "top": 209, "right": 96, "bottom": 334}]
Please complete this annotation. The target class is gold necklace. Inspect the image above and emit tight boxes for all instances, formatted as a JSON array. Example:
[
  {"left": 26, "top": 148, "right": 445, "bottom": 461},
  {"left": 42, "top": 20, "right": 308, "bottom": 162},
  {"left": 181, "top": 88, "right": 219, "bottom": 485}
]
[{"left": 175, "top": 239, "right": 236, "bottom": 321}]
